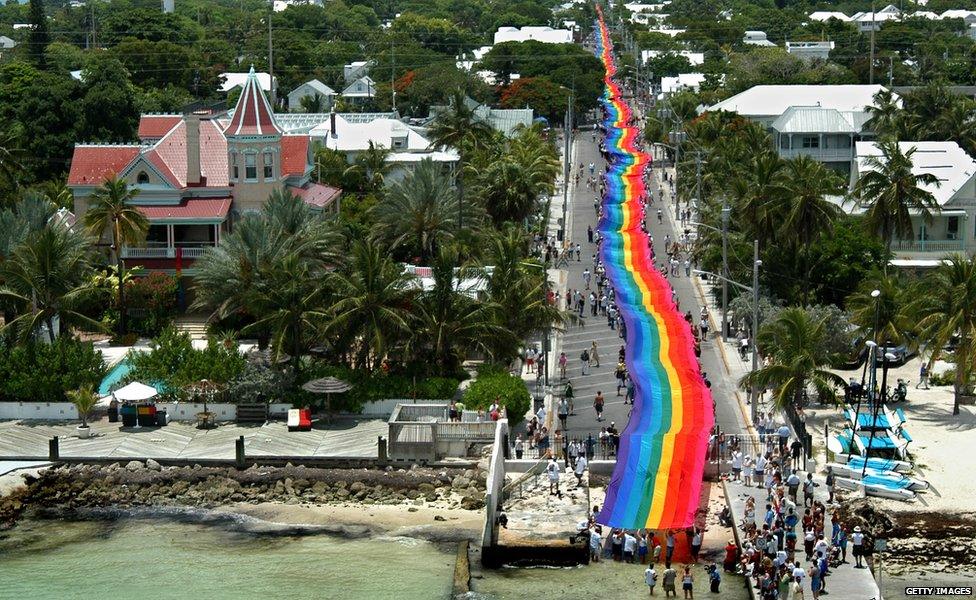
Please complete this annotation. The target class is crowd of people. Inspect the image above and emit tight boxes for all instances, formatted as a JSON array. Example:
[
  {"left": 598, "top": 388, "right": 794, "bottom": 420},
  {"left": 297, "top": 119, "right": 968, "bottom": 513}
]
[
  {"left": 724, "top": 439, "right": 871, "bottom": 599},
  {"left": 581, "top": 508, "right": 722, "bottom": 598}
]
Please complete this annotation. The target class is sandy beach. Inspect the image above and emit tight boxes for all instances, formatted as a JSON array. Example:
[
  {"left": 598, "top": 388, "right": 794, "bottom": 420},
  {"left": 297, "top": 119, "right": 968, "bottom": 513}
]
[
  {"left": 223, "top": 501, "right": 484, "bottom": 542},
  {"left": 803, "top": 357, "right": 976, "bottom": 515}
]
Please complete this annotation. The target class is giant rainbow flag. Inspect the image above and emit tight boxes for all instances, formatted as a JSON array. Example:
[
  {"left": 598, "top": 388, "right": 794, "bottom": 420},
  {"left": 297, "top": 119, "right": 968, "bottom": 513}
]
[{"left": 594, "top": 8, "right": 714, "bottom": 530}]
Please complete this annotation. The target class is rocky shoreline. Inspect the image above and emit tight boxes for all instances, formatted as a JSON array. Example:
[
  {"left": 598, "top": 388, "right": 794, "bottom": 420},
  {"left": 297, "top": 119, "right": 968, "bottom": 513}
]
[
  {"left": 0, "top": 460, "right": 489, "bottom": 531},
  {"left": 839, "top": 499, "right": 976, "bottom": 578}
]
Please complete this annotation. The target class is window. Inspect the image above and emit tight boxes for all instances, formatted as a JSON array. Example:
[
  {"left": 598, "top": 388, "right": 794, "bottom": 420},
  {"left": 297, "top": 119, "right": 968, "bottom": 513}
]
[
  {"left": 263, "top": 152, "right": 274, "bottom": 179},
  {"left": 136, "top": 171, "right": 150, "bottom": 184},
  {"left": 801, "top": 136, "right": 819, "bottom": 149},
  {"left": 948, "top": 216, "right": 959, "bottom": 240},
  {"left": 245, "top": 153, "right": 257, "bottom": 180},
  {"left": 231, "top": 152, "right": 238, "bottom": 180}
]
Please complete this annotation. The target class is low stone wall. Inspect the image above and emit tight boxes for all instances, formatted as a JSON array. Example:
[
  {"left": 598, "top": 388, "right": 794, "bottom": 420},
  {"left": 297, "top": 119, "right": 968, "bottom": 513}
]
[
  {"left": 0, "top": 461, "right": 489, "bottom": 527},
  {"left": 0, "top": 402, "right": 78, "bottom": 421}
]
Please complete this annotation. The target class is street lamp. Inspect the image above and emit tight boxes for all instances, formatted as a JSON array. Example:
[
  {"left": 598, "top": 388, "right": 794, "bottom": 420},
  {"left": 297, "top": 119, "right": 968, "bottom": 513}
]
[
  {"left": 689, "top": 208, "right": 732, "bottom": 343},
  {"left": 693, "top": 239, "right": 762, "bottom": 423},
  {"left": 521, "top": 261, "right": 552, "bottom": 389},
  {"left": 862, "top": 351, "right": 897, "bottom": 477}
]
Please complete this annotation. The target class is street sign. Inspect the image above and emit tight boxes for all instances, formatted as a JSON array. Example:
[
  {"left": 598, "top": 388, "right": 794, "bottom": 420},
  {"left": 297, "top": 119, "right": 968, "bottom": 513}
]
[{"left": 874, "top": 538, "right": 887, "bottom": 551}]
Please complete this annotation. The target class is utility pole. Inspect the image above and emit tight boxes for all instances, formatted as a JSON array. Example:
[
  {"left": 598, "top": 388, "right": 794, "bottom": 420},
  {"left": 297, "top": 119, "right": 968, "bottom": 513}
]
[
  {"left": 268, "top": 2, "right": 275, "bottom": 106},
  {"left": 561, "top": 93, "right": 573, "bottom": 243},
  {"left": 869, "top": 0, "right": 876, "bottom": 84},
  {"left": 720, "top": 200, "right": 729, "bottom": 343},
  {"left": 751, "top": 239, "right": 761, "bottom": 423},
  {"left": 391, "top": 39, "right": 396, "bottom": 112},
  {"left": 888, "top": 56, "right": 894, "bottom": 87},
  {"left": 90, "top": 1, "right": 96, "bottom": 49}
]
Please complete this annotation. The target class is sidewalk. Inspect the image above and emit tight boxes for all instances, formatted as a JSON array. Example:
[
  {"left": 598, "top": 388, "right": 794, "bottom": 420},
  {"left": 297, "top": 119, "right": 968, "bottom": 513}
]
[
  {"left": 725, "top": 478, "right": 881, "bottom": 599},
  {"left": 653, "top": 162, "right": 759, "bottom": 433}
]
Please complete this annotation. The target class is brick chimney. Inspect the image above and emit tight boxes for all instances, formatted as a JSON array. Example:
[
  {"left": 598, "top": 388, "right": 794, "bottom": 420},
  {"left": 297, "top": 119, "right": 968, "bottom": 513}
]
[{"left": 186, "top": 111, "right": 202, "bottom": 186}]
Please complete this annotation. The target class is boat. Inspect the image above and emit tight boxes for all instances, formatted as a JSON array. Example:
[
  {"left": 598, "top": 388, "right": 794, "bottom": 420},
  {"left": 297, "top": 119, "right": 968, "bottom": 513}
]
[
  {"left": 831, "top": 454, "right": 912, "bottom": 473},
  {"left": 834, "top": 475, "right": 917, "bottom": 501},
  {"left": 826, "top": 463, "right": 929, "bottom": 490}
]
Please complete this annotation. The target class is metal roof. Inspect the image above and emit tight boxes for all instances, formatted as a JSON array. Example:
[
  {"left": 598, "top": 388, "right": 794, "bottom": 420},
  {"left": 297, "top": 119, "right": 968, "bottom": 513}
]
[
  {"left": 709, "top": 85, "right": 891, "bottom": 117},
  {"left": 854, "top": 141, "right": 976, "bottom": 207},
  {"left": 770, "top": 106, "right": 858, "bottom": 133}
]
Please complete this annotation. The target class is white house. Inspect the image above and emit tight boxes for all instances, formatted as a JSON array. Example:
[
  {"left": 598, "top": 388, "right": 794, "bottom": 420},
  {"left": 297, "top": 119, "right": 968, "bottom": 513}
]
[
  {"left": 850, "top": 5, "right": 901, "bottom": 32},
  {"left": 708, "top": 85, "right": 894, "bottom": 170},
  {"left": 786, "top": 40, "right": 834, "bottom": 62},
  {"left": 341, "top": 76, "right": 376, "bottom": 104},
  {"left": 219, "top": 72, "right": 275, "bottom": 94},
  {"left": 660, "top": 73, "right": 707, "bottom": 96},
  {"left": 849, "top": 141, "right": 976, "bottom": 261},
  {"left": 344, "top": 61, "right": 372, "bottom": 84},
  {"left": 428, "top": 97, "right": 534, "bottom": 137},
  {"left": 309, "top": 113, "right": 458, "bottom": 184},
  {"left": 493, "top": 26, "right": 573, "bottom": 44},
  {"left": 642, "top": 49, "right": 705, "bottom": 67},
  {"left": 743, "top": 31, "right": 777, "bottom": 46},
  {"left": 288, "top": 80, "right": 337, "bottom": 112},
  {"left": 0, "top": 35, "right": 16, "bottom": 49},
  {"left": 808, "top": 11, "right": 851, "bottom": 22}
]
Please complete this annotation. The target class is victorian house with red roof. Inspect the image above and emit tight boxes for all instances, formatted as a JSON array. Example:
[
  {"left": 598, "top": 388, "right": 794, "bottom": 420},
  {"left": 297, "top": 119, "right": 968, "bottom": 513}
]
[{"left": 67, "top": 67, "right": 340, "bottom": 274}]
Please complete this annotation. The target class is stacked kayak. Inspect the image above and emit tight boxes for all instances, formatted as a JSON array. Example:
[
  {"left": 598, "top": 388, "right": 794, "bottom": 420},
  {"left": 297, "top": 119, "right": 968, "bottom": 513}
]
[{"left": 827, "top": 404, "right": 927, "bottom": 501}]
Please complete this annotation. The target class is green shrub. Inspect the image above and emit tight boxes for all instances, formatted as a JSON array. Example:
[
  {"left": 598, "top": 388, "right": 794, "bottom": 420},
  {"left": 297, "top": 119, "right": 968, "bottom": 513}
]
[
  {"left": 0, "top": 338, "right": 106, "bottom": 403},
  {"left": 463, "top": 372, "right": 531, "bottom": 424},
  {"left": 298, "top": 362, "right": 460, "bottom": 411},
  {"left": 126, "top": 327, "right": 246, "bottom": 398},
  {"left": 126, "top": 272, "right": 179, "bottom": 336}
]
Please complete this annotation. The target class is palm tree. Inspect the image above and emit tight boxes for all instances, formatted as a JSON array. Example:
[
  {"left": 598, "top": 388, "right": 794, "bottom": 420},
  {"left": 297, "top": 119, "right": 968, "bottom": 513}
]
[
  {"left": 409, "top": 246, "right": 513, "bottom": 373},
  {"left": 0, "top": 226, "right": 105, "bottom": 343},
  {"left": 865, "top": 88, "right": 904, "bottom": 139},
  {"left": 326, "top": 239, "right": 415, "bottom": 371},
  {"left": 193, "top": 189, "right": 340, "bottom": 349},
  {"left": 299, "top": 94, "right": 326, "bottom": 113},
  {"left": 846, "top": 271, "right": 917, "bottom": 349},
  {"left": 345, "top": 141, "right": 392, "bottom": 195},
  {"left": 740, "top": 307, "right": 846, "bottom": 409},
  {"left": 242, "top": 252, "right": 329, "bottom": 375},
  {"left": 853, "top": 139, "right": 940, "bottom": 260},
  {"left": 372, "top": 158, "right": 478, "bottom": 262},
  {"left": 730, "top": 153, "right": 786, "bottom": 246},
  {"left": 912, "top": 254, "right": 976, "bottom": 415},
  {"left": 774, "top": 155, "right": 842, "bottom": 247},
  {"left": 427, "top": 89, "right": 493, "bottom": 155},
  {"left": 84, "top": 176, "right": 148, "bottom": 336},
  {"left": 481, "top": 226, "right": 566, "bottom": 363}
]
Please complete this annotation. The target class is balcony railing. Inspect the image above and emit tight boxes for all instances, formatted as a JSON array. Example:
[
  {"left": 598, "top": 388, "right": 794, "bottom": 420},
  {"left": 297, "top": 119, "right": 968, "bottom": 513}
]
[
  {"left": 894, "top": 238, "right": 965, "bottom": 253},
  {"left": 778, "top": 147, "right": 853, "bottom": 161},
  {"left": 122, "top": 245, "right": 215, "bottom": 259}
]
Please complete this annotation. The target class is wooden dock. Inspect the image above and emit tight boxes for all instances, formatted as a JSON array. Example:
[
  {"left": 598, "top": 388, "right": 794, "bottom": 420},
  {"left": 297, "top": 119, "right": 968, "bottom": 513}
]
[{"left": 0, "top": 417, "right": 386, "bottom": 461}]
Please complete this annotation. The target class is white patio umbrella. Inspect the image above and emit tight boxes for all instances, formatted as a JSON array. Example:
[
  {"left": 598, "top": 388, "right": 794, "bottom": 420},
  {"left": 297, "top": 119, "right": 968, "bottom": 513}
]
[{"left": 112, "top": 382, "right": 158, "bottom": 402}]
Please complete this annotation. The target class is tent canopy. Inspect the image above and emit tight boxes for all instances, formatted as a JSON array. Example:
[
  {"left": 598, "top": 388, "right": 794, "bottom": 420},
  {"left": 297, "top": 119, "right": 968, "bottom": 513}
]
[
  {"left": 302, "top": 377, "right": 352, "bottom": 394},
  {"left": 113, "top": 381, "right": 158, "bottom": 402}
]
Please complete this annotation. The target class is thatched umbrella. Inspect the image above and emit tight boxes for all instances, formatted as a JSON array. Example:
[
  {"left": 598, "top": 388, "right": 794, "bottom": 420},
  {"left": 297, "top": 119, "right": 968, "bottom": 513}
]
[{"left": 301, "top": 376, "right": 353, "bottom": 417}]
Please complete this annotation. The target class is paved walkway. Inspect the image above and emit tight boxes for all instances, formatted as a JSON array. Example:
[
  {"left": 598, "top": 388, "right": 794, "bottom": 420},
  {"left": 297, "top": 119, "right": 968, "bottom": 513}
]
[
  {"left": 0, "top": 417, "right": 386, "bottom": 460},
  {"left": 725, "top": 479, "right": 881, "bottom": 599}
]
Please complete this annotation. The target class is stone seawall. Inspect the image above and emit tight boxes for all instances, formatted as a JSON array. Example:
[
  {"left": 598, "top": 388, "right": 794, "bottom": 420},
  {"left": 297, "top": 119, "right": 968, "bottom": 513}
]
[{"left": 0, "top": 461, "right": 489, "bottom": 529}]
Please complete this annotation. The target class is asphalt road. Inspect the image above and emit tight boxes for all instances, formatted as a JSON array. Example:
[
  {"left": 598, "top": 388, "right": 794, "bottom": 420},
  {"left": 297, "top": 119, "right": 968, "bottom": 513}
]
[{"left": 555, "top": 133, "right": 746, "bottom": 442}]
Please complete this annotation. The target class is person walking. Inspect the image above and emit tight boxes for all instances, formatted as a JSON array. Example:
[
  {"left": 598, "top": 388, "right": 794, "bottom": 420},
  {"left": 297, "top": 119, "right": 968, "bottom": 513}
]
[
  {"left": 851, "top": 525, "right": 865, "bottom": 568},
  {"left": 558, "top": 352, "right": 568, "bottom": 380},
  {"left": 590, "top": 341, "right": 601, "bottom": 368},
  {"left": 787, "top": 470, "right": 801, "bottom": 504},
  {"left": 645, "top": 564, "right": 659, "bottom": 597},
  {"left": 665, "top": 529, "right": 676, "bottom": 564},
  {"left": 557, "top": 397, "right": 569, "bottom": 431},
  {"left": 575, "top": 243, "right": 582, "bottom": 261},
  {"left": 581, "top": 349, "right": 590, "bottom": 376},
  {"left": 574, "top": 453, "right": 588, "bottom": 487},
  {"left": 825, "top": 467, "right": 835, "bottom": 503},
  {"left": 803, "top": 473, "right": 816, "bottom": 507},
  {"left": 662, "top": 564, "right": 678, "bottom": 598},
  {"left": 681, "top": 565, "right": 694, "bottom": 599},
  {"left": 594, "top": 390, "right": 605, "bottom": 422},
  {"left": 708, "top": 564, "right": 721, "bottom": 593},
  {"left": 917, "top": 362, "right": 930, "bottom": 389},
  {"left": 546, "top": 457, "right": 562, "bottom": 498},
  {"left": 514, "top": 435, "right": 524, "bottom": 459},
  {"left": 587, "top": 225, "right": 594, "bottom": 244},
  {"left": 583, "top": 268, "right": 591, "bottom": 290}
]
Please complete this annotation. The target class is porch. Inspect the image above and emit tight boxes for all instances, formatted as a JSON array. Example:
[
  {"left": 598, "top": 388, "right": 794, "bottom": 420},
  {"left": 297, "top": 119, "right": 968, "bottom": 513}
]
[
  {"left": 122, "top": 223, "right": 221, "bottom": 260},
  {"left": 892, "top": 213, "right": 972, "bottom": 256}
]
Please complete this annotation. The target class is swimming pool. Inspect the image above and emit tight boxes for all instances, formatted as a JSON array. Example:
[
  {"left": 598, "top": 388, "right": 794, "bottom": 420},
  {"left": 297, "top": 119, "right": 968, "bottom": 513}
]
[{"left": 98, "top": 360, "right": 133, "bottom": 396}]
